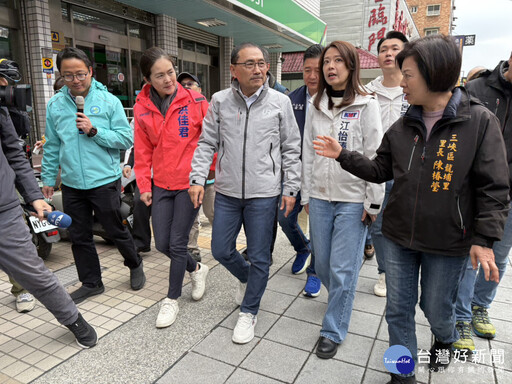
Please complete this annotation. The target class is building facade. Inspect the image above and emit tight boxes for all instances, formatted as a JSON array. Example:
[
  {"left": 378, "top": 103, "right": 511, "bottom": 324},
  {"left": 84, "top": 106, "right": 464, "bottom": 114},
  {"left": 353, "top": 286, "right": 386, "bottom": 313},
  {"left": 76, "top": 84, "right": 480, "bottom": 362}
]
[
  {"left": 407, "top": 0, "right": 455, "bottom": 37},
  {"left": 0, "top": 0, "right": 325, "bottom": 142}
]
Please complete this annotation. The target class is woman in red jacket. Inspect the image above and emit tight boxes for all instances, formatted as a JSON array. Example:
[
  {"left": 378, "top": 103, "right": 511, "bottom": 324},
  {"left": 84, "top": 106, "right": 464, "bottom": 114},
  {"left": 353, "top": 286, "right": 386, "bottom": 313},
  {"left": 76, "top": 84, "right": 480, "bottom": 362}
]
[{"left": 134, "top": 47, "right": 210, "bottom": 328}]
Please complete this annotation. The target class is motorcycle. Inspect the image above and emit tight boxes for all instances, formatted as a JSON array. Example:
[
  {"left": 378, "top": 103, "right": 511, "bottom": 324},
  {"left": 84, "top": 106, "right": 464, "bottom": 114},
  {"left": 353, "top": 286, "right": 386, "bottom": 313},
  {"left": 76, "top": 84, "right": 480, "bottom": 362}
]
[{"left": 50, "top": 178, "right": 135, "bottom": 244}]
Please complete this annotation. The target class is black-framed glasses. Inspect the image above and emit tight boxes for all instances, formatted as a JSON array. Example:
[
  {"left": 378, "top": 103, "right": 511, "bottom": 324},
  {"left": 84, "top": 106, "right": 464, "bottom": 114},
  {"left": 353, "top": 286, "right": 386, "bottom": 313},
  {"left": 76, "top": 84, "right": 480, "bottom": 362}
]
[
  {"left": 63, "top": 72, "right": 88, "bottom": 82},
  {"left": 233, "top": 61, "right": 267, "bottom": 70}
]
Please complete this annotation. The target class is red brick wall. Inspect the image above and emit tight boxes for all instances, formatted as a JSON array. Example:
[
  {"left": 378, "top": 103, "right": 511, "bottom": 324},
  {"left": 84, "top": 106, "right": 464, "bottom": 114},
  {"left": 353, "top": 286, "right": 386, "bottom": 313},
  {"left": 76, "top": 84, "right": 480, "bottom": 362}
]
[{"left": 408, "top": 0, "right": 453, "bottom": 37}]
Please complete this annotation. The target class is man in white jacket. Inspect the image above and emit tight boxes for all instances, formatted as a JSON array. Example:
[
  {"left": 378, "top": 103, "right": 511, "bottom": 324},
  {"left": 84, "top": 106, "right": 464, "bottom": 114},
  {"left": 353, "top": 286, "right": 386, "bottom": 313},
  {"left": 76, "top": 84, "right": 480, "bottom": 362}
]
[{"left": 365, "top": 31, "right": 409, "bottom": 297}]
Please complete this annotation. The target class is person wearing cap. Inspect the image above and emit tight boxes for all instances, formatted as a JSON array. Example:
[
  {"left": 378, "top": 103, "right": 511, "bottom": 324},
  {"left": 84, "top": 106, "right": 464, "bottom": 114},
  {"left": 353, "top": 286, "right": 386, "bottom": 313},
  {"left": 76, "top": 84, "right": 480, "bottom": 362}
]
[{"left": 177, "top": 72, "right": 216, "bottom": 263}]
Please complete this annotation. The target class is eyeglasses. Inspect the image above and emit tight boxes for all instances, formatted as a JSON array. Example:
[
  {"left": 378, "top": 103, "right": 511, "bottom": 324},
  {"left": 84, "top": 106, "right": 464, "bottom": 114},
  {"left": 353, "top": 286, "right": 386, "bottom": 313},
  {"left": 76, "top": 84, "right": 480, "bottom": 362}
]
[
  {"left": 233, "top": 61, "right": 267, "bottom": 70},
  {"left": 181, "top": 81, "right": 198, "bottom": 88},
  {"left": 63, "top": 72, "right": 88, "bottom": 82}
]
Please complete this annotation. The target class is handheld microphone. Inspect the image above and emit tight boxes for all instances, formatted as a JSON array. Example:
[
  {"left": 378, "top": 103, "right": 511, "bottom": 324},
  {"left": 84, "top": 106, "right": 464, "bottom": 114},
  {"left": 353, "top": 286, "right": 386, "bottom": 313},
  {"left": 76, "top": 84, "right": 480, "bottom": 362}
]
[
  {"left": 76, "top": 96, "right": 85, "bottom": 134},
  {"left": 44, "top": 211, "right": 72, "bottom": 229}
]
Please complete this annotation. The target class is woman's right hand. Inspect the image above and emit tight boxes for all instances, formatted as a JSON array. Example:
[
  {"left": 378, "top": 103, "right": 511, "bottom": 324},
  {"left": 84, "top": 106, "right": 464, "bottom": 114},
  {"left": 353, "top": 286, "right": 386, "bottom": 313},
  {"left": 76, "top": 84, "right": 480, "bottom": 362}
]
[
  {"left": 140, "top": 192, "right": 152, "bottom": 206},
  {"left": 313, "top": 135, "right": 342, "bottom": 159}
]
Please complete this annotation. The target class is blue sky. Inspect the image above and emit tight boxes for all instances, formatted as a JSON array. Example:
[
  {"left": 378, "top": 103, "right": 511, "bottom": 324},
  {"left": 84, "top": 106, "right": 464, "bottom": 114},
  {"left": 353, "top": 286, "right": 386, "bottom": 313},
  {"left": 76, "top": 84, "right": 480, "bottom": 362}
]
[{"left": 453, "top": 0, "right": 512, "bottom": 76}]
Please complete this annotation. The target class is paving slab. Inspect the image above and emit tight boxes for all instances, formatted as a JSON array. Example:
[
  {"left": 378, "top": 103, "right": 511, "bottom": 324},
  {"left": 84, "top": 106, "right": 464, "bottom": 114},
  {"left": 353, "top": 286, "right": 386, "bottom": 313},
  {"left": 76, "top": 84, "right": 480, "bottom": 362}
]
[
  {"left": 240, "top": 339, "right": 309, "bottom": 383},
  {"left": 157, "top": 352, "right": 234, "bottom": 384}
]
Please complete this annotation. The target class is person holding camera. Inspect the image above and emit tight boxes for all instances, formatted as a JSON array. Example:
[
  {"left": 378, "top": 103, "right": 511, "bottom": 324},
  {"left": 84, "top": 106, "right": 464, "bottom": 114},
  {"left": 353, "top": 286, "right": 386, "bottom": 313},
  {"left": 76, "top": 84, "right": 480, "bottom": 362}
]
[
  {"left": 42, "top": 47, "right": 145, "bottom": 304},
  {"left": 0, "top": 59, "right": 97, "bottom": 347}
]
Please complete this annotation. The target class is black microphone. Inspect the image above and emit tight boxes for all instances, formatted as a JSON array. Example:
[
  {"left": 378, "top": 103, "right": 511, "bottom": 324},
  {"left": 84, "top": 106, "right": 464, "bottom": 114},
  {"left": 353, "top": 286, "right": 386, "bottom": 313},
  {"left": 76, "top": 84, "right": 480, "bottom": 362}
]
[{"left": 76, "top": 95, "right": 85, "bottom": 134}]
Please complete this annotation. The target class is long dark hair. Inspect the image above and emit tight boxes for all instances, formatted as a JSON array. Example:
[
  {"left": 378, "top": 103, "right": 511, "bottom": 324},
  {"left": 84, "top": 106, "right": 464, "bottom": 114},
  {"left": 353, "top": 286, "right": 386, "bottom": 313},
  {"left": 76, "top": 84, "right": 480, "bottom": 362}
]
[{"left": 313, "top": 41, "right": 368, "bottom": 111}]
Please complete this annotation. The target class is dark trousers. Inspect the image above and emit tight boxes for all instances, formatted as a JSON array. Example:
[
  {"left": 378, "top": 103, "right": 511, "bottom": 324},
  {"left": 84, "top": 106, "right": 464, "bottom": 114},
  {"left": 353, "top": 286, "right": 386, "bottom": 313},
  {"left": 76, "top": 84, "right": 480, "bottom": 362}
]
[
  {"left": 133, "top": 183, "right": 152, "bottom": 249},
  {"left": 0, "top": 206, "right": 78, "bottom": 325},
  {"left": 62, "top": 179, "right": 141, "bottom": 287},
  {"left": 151, "top": 186, "right": 199, "bottom": 299}
]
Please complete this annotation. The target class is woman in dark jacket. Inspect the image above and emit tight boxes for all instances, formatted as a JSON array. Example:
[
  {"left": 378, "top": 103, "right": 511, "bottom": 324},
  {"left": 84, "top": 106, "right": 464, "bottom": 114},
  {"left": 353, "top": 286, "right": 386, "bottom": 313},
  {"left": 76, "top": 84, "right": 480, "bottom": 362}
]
[{"left": 312, "top": 35, "right": 509, "bottom": 384}]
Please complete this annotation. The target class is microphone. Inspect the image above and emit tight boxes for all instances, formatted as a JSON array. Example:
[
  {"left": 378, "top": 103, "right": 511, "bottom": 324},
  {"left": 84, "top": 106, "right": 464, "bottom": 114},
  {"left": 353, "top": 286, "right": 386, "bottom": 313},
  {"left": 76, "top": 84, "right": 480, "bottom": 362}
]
[
  {"left": 44, "top": 211, "right": 72, "bottom": 228},
  {"left": 76, "top": 96, "right": 85, "bottom": 134}
]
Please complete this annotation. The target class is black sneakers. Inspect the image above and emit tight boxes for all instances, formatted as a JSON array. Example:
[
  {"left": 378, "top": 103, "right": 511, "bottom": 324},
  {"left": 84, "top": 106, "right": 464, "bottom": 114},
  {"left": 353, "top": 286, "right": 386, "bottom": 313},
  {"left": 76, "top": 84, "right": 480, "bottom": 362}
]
[
  {"left": 387, "top": 373, "right": 417, "bottom": 384},
  {"left": 429, "top": 340, "right": 452, "bottom": 372},
  {"left": 65, "top": 313, "right": 98, "bottom": 348},
  {"left": 130, "top": 261, "right": 146, "bottom": 290},
  {"left": 70, "top": 283, "right": 105, "bottom": 304}
]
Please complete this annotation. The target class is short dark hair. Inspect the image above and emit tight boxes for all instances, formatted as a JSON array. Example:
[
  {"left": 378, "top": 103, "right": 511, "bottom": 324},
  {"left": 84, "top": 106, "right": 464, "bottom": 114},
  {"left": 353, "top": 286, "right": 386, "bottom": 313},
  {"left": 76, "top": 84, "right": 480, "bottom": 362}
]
[
  {"left": 139, "top": 47, "right": 175, "bottom": 79},
  {"left": 303, "top": 44, "right": 323, "bottom": 62},
  {"left": 56, "top": 47, "right": 92, "bottom": 72},
  {"left": 377, "top": 31, "right": 408, "bottom": 53},
  {"left": 231, "top": 42, "right": 269, "bottom": 64},
  {"left": 396, "top": 35, "right": 461, "bottom": 92},
  {"left": 53, "top": 76, "right": 66, "bottom": 92}
]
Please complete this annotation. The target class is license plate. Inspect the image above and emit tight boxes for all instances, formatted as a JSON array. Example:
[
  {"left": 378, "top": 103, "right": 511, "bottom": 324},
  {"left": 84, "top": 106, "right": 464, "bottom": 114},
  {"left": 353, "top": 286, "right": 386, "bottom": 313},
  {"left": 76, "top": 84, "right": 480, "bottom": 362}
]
[
  {"left": 126, "top": 214, "right": 133, "bottom": 228},
  {"left": 28, "top": 216, "right": 58, "bottom": 233}
]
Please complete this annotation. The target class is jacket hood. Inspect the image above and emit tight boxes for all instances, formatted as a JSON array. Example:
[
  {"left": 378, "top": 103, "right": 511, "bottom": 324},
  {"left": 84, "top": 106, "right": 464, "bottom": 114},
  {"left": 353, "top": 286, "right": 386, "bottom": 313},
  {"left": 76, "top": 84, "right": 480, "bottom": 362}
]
[
  {"left": 486, "top": 60, "right": 512, "bottom": 93},
  {"left": 366, "top": 75, "right": 385, "bottom": 92},
  {"left": 136, "top": 82, "right": 193, "bottom": 111}
]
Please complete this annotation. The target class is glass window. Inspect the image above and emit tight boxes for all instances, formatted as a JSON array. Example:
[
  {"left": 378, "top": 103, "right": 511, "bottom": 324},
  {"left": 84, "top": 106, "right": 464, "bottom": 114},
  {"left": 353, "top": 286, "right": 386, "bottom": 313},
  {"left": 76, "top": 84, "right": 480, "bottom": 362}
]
[
  {"left": 427, "top": 4, "right": 441, "bottom": 16},
  {"left": 61, "top": 3, "right": 69, "bottom": 22},
  {"left": 72, "top": 6, "right": 126, "bottom": 35},
  {"left": 424, "top": 28, "right": 439, "bottom": 36},
  {"left": 182, "top": 61, "right": 195, "bottom": 74},
  {"left": 196, "top": 43, "right": 207, "bottom": 55},
  {"left": 182, "top": 39, "right": 195, "bottom": 52},
  {"left": 410, "top": 6, "right": 418, "bottom": 14}
]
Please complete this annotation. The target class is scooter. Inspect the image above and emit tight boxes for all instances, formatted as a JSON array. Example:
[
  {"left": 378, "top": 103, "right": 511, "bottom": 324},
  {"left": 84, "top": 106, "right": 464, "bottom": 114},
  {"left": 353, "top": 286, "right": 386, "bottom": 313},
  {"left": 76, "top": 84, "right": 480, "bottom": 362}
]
[{"left": 50, "top": 179, "right": 135, "bottom": 244}]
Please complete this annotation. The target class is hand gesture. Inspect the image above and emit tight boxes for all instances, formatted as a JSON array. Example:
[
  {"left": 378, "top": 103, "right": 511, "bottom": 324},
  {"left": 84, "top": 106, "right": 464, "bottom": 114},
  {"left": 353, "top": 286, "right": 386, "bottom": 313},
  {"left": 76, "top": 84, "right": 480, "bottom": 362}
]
[{"left": 313, "top": 135, "right": 342, "bottom": 159}]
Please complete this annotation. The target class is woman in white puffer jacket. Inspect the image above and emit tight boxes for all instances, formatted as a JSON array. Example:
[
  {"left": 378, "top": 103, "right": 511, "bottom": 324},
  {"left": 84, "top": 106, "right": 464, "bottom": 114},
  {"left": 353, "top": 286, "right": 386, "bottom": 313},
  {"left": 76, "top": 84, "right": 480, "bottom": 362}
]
[{"left": 301, "top": 40, "right": 384, "bottom": 359}]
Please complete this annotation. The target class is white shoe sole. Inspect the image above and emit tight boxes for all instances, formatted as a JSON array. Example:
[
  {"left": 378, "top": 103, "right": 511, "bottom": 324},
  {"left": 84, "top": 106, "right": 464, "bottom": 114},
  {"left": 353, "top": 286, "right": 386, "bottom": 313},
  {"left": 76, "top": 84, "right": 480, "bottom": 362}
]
[
  {"left": 292, "top": 254, "right": 311, "bottom": 275},
  {"left": 232, "top": 331, "right": 255, "bottom": 344}
]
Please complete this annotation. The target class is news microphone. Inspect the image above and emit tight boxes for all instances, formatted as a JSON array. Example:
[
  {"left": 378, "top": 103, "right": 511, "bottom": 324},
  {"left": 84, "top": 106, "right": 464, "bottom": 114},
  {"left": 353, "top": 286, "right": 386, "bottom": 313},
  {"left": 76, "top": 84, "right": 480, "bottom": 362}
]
[
  {"left": 44, "top": 211, "right": 72, "bottom": 229},
  {"left": 76, "top": 96, "right": 85, "bottom": 134}
]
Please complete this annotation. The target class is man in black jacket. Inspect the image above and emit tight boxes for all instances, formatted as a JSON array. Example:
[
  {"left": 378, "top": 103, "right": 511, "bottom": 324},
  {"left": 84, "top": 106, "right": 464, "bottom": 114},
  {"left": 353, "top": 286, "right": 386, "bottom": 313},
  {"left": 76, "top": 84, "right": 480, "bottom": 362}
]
[{"left": 454, "top": 52, "right": 512, "bottom": 351}]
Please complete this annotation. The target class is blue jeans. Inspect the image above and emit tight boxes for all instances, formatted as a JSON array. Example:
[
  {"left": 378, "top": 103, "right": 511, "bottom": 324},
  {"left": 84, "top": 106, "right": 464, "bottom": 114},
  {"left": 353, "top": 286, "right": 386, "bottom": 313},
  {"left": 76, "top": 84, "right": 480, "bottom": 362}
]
[
  {"left": 455, "top": 210, "right": 512, "bottom": 321},
  {"left": 309, "top": 198, "right": 366, "bottom": 344},
  {"left": 386, "top": 240, "right": 468, "bottom": 366},
  {"left": 371, "top": 180, "right": 393, "bottom": 274},
  {"left": 278, "top": 191, "right": 315, "bottom": 275},
  {"left": 211, "top": 193, "right": 278, "bottom": 315}
]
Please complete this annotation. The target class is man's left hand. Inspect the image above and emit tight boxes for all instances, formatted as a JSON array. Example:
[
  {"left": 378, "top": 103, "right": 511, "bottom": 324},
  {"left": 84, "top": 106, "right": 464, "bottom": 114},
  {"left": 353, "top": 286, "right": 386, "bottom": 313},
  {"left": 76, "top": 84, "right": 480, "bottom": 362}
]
[
  {"left": 31, "top": 199, "right": 52, "bottom": 221},
  {"left": 280, "top": 196, "right": 296, "bottom": 218},
  {"left": 470, "top": 245, "right": 500, "bottom": 283},
  {"left": 76, "top": 113, "right": 93, "bottom": 135}
]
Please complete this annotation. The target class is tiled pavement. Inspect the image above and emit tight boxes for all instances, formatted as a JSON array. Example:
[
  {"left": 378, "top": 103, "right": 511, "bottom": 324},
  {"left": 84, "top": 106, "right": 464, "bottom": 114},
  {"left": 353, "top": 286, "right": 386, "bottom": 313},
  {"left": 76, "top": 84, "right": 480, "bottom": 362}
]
[{"left": 1, "top": 211, "right": 511, "bottom": 384}]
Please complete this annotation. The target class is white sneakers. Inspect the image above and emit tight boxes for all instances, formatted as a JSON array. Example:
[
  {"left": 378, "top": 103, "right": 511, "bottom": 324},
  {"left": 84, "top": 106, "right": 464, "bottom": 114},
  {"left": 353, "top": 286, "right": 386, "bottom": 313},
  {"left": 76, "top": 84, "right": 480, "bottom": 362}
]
[
  {"left": 16, "top": 292, "right": 35, "bottom": 313},
  {"left": 156, "top": 298, "right": 179, "bottom": 328},
  {"left": 156, "top": 263, "right": 209, "bottom": 328},
  {"left": 190, "top": 263, "right": 209, "bottom": 301},
  {"left": 232, "top": 312, "right": 257, "bottom": 344},
  {"left": 374, "top": 273, "right": 386, "bottom": 297}
]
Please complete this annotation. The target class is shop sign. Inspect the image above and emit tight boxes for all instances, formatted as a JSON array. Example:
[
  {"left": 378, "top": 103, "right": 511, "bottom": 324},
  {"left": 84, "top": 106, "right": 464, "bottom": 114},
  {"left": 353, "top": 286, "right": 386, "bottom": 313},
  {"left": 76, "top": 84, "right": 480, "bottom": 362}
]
[
  {"left": 363, "top": 0, "right": 420, "bottom": 55},
  {"left": 42, "top": 57, "right": 54, "bottom": 74}
]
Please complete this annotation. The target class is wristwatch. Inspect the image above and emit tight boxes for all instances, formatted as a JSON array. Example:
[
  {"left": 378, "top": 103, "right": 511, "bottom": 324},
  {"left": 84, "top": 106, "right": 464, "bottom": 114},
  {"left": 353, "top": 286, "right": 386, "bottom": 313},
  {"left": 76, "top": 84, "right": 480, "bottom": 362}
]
[{"left": 87, "top": 127, "right": 98, "bottom": 137}]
